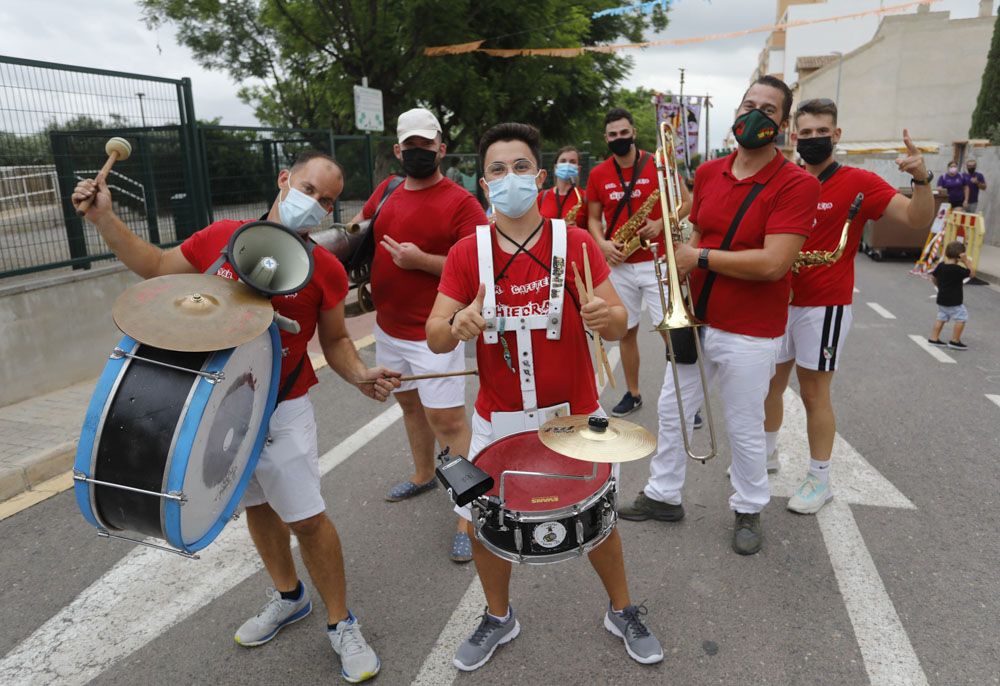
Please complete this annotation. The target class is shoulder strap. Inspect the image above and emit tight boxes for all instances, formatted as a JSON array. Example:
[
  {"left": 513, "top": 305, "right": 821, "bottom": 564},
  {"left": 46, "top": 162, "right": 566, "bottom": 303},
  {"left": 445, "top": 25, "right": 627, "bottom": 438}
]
[
  {"left": 374, "top": 175, "right": 405, "bottom": 218},
  {"left": 277, "top": 353, "right": 307, "bottom": 403},
  {"left": 475, "top": 225, "right": 499, "bottom": 344},
  {"left": 546, "top": 219, "right": 567, "bottom": 340},
  {"left": 817, "top": 162, "right": 840, "bottom": 184},
  {"left": 607, "top": 153, "right": 650, "bottom": 238},
  {"left": 693, "top": 180, "right": 769, "bottom": 320}
]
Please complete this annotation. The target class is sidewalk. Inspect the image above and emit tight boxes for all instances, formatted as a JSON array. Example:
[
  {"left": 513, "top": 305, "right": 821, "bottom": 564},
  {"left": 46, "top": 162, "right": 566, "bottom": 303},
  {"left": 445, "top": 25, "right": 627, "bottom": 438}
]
[{"left": 0, "top": 310, "right": 376, "bottom": 510}]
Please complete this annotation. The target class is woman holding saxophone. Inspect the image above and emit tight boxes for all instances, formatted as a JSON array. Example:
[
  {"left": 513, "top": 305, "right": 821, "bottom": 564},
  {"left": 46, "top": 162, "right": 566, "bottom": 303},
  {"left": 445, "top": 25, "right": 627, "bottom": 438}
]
[
  {"left": 763, "top": 98, "right": 934, "bottom": 516},
  {"left": 538, "top": 145, "right": 588, "bottom": 228}
]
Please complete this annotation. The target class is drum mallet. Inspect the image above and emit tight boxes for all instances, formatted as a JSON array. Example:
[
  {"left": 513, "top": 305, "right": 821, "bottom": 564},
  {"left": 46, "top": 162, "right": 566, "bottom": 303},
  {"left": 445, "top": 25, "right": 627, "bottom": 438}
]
[{"left": 76, "top": 137, "right": 132, "bottom": 216}]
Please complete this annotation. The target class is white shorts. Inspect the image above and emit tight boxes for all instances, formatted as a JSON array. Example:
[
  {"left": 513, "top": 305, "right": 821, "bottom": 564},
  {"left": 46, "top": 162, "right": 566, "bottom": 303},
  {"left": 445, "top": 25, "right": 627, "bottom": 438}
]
[
  {"left": 243, "top": 396, "right": 324, "bottom": 523},
  {"left": 778, "top": 305, "right": 853, "bottom": 372},
  {"left": 373, "top": 322, "right": 466, "bottom": 408},
  {"left": 455, "top": 408, "right": 615, "bottom": 521},
  {"left": 609, "top": 261, "right": 664, "bottom": 329}
]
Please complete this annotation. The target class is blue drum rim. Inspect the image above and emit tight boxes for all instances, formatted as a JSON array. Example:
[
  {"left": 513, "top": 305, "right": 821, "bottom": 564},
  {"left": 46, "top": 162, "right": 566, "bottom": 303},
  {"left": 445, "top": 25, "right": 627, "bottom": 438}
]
[{"left": 162, "top": 323, "right": 281, "bottom": 553}]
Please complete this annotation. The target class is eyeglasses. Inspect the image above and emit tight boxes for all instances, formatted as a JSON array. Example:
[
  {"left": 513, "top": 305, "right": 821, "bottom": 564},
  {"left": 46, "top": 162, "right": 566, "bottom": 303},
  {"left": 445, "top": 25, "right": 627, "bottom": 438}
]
[{"left": 484, "top": 158, "right": 537, "bottom": 179}]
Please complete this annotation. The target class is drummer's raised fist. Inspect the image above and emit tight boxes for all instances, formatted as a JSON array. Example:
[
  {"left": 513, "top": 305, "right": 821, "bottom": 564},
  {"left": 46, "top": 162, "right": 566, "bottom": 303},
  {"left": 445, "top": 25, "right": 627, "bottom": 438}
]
[
  {"left": 72, "top": 178, "right": 112, "bottom": 220},
  {"left": 452, "top": 283, "right": 488, "bottom": 342}
]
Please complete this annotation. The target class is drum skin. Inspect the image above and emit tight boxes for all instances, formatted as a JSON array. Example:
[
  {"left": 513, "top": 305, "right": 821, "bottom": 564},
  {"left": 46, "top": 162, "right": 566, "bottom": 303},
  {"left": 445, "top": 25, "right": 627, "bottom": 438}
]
[
  {"left": 471, "top": 431, "right": 617, "bottom": 563},
  {"left": 74, "top": 326, "right": 280, "bottom": 553}
]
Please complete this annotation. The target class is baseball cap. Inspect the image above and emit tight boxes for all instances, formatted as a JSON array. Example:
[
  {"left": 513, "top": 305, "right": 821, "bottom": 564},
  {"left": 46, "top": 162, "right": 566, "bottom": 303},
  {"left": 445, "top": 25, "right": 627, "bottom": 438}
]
[{"left": 397, "top": 108, "right": 442, "bottom": 143}]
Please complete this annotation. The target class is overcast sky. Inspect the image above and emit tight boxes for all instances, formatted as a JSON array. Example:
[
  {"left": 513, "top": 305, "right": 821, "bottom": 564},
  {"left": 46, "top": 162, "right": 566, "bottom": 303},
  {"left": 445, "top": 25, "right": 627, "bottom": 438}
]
[{"left": 1, "top": 0, "right": 995, "bottom": 149}]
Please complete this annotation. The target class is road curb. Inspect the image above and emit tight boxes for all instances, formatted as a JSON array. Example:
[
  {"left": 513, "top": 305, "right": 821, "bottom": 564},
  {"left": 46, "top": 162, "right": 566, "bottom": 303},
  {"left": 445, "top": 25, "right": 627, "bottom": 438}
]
[{"left": 0, "top": 441, "right": 77, "bottom": 505}]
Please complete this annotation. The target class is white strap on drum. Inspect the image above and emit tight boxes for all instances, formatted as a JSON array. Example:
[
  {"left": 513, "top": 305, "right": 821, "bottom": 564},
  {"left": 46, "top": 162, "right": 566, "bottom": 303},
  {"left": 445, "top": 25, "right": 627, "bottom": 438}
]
[{"left": 475, "top": 220, "right": 568, "bottom": 415}]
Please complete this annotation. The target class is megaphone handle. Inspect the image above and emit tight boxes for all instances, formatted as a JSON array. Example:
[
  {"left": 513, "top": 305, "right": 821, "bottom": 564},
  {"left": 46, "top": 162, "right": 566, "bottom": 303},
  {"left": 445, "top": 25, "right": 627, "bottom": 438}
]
[{"left": 273, "top": 313, "right": 301, "bottom": 334}]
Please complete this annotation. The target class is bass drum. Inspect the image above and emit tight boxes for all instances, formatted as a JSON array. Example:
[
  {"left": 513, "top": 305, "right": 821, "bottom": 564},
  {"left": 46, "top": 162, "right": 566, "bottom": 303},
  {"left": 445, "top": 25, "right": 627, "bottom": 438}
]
[{"left": 73, "top": 325, "right": 280, "bottom": 554}]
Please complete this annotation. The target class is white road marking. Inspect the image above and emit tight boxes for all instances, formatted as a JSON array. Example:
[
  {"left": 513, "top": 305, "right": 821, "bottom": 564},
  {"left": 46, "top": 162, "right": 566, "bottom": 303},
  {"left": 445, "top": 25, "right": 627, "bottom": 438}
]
[
  {"left": 865, "top": 302, "right": 896, "bottom": 319},
  {"left": 907, "top": 335, "right": 957, "bottom": 364},
  {"left": 775, "top": 389, "right": 926, "bottom": 685},
  {"left": 410, "top": 347, "right": 622, "bottom": 685},
  {"left": 0, "top": 404, "right": 403, "bottom": 686},
  {"left": 986, "top": 394, "right": 1000, "bottom": 410}
]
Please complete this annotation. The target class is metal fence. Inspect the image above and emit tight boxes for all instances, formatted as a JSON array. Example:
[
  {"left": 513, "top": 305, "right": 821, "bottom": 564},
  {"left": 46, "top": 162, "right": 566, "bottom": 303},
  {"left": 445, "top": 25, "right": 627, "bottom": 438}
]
[{"left": 0, "top": 55, "right": 597, "bottom": 280}]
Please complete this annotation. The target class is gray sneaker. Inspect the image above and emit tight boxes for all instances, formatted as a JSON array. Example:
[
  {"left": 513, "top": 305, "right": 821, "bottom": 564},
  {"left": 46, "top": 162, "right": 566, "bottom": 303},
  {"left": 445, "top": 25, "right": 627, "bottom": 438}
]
[
  {"left": 234, "top": 586, "right": 312, "bottom": 647},
  {"left": 732, "top": 512, "right": 763, "bottom": 555},
  {"left": 604, "top": 604, "right": 664, "bottom": 664},
  {"left": 618, "top": 493, "right": 685, "bottom": 522},
  {"left": 453, "top": 607, "right": 520, "bottom": 671},
  {"left": 329, "top": 612, "right": 380, "bottom": 683}
]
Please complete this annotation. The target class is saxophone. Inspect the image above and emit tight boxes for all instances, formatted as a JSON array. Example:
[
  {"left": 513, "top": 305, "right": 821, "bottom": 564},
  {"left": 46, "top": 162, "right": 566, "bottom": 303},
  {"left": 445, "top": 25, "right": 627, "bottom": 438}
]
[
  {"left": 610, "top": 189, "right": 660, "bottom": 258},
  {"left": 790, "top": 192, "right": 864, "bottom": 274},
  {"left": 563, "top": 186, "right": 584, "bottom": 225}
]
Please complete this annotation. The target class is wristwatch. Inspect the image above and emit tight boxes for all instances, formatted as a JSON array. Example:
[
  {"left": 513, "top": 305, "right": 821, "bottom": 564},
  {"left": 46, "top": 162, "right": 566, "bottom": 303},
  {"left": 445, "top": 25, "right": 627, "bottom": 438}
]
[
  {"left": 912, "top": 171, "right": 933, "bottom": 186},
  {"left": 698, "top": 248, "right": 711, "bottom": 270}
]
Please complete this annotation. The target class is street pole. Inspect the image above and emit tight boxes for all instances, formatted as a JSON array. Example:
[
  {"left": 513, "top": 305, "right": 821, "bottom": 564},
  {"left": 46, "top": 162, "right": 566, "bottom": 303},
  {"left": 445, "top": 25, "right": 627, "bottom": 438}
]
[
  {"left": 136, "top": 92, "right": 146, "bottom": 127},
  {"left": 678, "top": 68, "right": 691, "bottom": 176},
  {"left": 704, "top": 95, "right": 711, "bottom": 161}
]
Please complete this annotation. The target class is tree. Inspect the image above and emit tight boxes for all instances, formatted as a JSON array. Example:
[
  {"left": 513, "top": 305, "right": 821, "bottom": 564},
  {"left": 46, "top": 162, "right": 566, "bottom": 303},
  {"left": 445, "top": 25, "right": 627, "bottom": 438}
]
[
  {"left": 969, "top": 10, "right": 1000, "bottom": 138},
  {"left": 139, "top": 1, "right": 668, "bottom": 150}
]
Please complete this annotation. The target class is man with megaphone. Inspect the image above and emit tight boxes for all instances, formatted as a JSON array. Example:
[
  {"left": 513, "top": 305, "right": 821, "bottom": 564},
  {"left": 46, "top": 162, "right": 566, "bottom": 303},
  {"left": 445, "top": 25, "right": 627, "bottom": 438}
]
[{"left": 72, "top": 150, "right": 399, "bottom": 684}]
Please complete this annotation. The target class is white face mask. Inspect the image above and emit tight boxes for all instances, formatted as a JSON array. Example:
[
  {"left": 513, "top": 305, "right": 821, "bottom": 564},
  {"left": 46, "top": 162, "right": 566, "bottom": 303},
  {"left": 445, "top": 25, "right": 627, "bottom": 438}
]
[
  {"left": 278, "top": 175, "right": 327, "bottom": 232},
  {"left": 487, "top": 171, "right": 540, "bottom": 219}
]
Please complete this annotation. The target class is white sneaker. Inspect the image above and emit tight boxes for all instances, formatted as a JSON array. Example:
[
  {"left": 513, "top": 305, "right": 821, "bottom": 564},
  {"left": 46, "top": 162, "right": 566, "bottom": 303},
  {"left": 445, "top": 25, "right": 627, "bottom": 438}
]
[
  {"left": 726, "top": 450, "right": 780, "bottom": 477},
  {"left": 787, "top": 474, "right": 833, "bottom": 514},
  {"left": 235, "top": 586, "right": 312, "bottom": 647},
  {"left": 329, "top": 612, "right": 380, "bottom": 683}
]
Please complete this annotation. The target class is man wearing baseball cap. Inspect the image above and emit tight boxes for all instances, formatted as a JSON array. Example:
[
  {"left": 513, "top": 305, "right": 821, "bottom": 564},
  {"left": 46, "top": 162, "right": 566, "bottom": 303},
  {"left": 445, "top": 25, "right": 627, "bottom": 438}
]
[{"left": 351, "top": 108, "right": 486, "bottom": 561}]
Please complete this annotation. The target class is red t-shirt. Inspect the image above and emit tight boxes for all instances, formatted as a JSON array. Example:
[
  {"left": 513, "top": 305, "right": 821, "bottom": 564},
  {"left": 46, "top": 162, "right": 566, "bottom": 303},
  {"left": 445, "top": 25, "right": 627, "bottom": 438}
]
[
  {"left": 180, "top": 219, "right": 348, "bottom": 401},
  {"left": 790, "top": 166, "right": 897, "bottom": 306},
  {"left": 438, "top": 221, "right": 610, "bottom": 419},
  {"left": 537, "top": 186, "right": 588, "bottom": 229},
  {"left": 363, "top": 176, "right": 485, "bottom": 340},
  {"left": 688, "top": 151, "right": 820, "bottom": 338},
  {"left": 585, "top": 151, "right": 663, "bottom": 264}
]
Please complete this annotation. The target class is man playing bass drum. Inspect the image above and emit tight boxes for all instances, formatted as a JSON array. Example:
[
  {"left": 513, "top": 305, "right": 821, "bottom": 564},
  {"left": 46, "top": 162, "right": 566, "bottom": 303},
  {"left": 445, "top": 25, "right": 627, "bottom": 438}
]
[{"left": 764, "top": 98, "right": 934, "bottom": 514}]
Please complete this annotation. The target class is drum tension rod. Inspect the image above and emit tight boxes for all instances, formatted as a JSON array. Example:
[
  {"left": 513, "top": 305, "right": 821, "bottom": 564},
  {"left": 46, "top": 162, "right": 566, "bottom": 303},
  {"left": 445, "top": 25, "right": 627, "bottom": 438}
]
[
  {"left": 110, "top": 347, "right": 226, "bottom": 384},
  {"left": 96, "top": 529, "right": 200, "bottom": 560},
  {"left": 74, "top": 471, "right": 187, "bottom": 503}
]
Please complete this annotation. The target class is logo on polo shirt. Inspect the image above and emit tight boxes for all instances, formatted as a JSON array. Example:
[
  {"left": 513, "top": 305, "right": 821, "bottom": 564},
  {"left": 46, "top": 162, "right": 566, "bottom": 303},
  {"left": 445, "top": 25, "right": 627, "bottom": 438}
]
[{"left": 817, "top": 201, "right": 834, "bottom": 211}]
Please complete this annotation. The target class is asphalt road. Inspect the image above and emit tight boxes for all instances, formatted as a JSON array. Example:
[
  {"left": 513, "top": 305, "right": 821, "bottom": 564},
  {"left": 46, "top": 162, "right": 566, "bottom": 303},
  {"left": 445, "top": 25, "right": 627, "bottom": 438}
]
[{"left": 0, "top": 255, "right": 998, "bottom": 685}]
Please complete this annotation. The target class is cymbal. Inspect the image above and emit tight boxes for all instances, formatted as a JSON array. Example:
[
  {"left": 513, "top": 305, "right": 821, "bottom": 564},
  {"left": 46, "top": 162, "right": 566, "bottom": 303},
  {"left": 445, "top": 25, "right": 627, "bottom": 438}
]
[
  {"left": 538, "top": 415, "right": 656, "bottom": 464},
  {"left": 113, "top": 274, "right": 274, "bottom": 352}
]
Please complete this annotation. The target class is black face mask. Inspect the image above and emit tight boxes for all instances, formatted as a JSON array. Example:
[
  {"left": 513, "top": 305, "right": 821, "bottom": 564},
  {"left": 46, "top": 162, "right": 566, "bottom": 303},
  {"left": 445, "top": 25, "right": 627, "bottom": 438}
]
[
  {"left": 796, "top": 136, "right": 834, "bottom": 165},
  {"left": 967, "top": 166, "right": 977, "bottom": 174},
  {"left": 401, "top": 147, "right": 439, "bottom": 179},
  {"left": 608, "top": 137, "right": 634, "bottom": 157}
]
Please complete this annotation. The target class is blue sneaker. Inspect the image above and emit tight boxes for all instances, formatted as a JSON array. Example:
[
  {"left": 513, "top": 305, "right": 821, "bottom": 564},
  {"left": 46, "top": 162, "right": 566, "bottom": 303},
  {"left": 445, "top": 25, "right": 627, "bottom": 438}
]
[
  {"left": 611, "top": 392, "right": 642, "bottom": 417},
  {"left": 385, "top": 478, "right": 438, "bottom": 502},
  {"left": 235, "top": 586, "right": 312, "bottom": 647},
  {"left": 787, "top": 474, "right": 833, "bottom": 514},
  {"left": 329, "top": 612, "right": 380, "bottom": 683}
]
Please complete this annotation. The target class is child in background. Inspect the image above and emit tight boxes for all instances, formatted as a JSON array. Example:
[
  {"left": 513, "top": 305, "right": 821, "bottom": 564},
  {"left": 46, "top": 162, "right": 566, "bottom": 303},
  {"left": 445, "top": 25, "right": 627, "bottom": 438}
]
[{"left": 929, "top": 240, "right": 974, "bottom": 350}]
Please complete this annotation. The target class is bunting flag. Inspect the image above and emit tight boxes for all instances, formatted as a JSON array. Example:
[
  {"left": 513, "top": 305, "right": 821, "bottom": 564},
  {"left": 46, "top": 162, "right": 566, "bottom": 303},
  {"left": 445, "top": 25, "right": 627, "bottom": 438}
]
[
  {"left": 655, "top": 94, "right": 702, "bottom": 162},
  {"left": 592, "top": 0, "right": 670, "bottom": 19},
  {"left": 423, "top": 0, "right": 939, "bottom": 58}
]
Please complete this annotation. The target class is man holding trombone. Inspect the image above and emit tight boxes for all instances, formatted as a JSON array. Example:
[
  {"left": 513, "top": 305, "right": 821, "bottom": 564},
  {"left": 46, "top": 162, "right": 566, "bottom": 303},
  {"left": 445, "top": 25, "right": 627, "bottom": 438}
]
[{"left": 619, "top": 76, "right": 820, "bottom": 556}]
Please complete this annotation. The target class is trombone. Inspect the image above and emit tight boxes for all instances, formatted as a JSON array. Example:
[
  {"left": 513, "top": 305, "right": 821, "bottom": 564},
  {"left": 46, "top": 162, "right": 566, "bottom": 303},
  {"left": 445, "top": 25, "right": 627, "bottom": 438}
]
[{"left": 650, "top": 120, "right": 717, "bottom": 463}]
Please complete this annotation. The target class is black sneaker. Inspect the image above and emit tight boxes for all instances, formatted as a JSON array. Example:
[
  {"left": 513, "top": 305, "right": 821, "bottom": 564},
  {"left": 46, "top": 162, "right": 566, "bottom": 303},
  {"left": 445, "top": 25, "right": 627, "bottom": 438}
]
[
  {"left": 618, "top": 493, "right": 685, "bottom": 522},
  {"left": 927, "top": 339, "right": 945, "bottom": 346},
  {"left": 612, "top": 392, "right": 642, "bottom": 417},
  {"left": 693, "top": 411, "right": 704, "bottom": 430},
  {"left": 732, "top": 512, "right": 762, "bottom": 555},
  {"left": 947, "top": 340, "right": 968, "bottom": 350}
]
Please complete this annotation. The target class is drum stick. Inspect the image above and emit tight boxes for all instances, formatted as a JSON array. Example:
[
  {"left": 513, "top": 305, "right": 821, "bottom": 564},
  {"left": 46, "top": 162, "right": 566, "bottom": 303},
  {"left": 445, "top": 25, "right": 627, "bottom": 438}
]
[
  {"left": 581, "top": 246, "right": 616, "bottom": 389},
  {"left": 573, "top": 258, "right": 614, "bottom": 388},
  {"left": 77, "top": 137, "right": 132, "bottom": 216},
  {"left": 359, "top": 369, "right": 479, "bottom": 384}
]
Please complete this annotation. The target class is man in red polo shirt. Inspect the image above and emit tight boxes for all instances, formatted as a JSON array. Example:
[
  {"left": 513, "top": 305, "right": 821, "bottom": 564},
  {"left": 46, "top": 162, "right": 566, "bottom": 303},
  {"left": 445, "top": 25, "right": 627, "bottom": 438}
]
[
  {"left": 618, "top": 76, "right": 820, "bottom": 556},
  {"left": 763, "top": 98, "right": 933, "bottom": 515},
  {"left": 350, "top": 108, "right": 487, "bottom": 562},
  {"left": 72, "top": 151, "right": 399, "bottom": 683},
  {"left": 586, "top": 107, "right": 690, "bottom": 418}
]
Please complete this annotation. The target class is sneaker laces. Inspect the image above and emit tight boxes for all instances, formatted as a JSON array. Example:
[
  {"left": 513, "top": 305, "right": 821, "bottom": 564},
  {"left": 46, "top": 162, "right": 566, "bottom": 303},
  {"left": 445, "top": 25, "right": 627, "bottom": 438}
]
[
  {"left": 334, "top": 620, "right": 368, "bottom": 657},
  {"left": 256, "top": 588, "right": 291, "bottom": 622},
  {"left": 735, "top": 512, "right": 758, "bottom": 530},
  {"left": 469, "top": 609, "right": 504, "bottom": 647},
  {"left": 619, "top": 603, "right": 651, "bottom": 640},
  {"left": 797, "top": 474, "right": 822, "bottom": 497}
]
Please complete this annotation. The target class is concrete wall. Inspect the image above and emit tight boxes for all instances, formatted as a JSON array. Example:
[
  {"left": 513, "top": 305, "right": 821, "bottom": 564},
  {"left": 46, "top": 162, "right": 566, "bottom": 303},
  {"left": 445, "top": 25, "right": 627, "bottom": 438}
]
[
  {"left": 843, "top": 146, "right": 1000, "bottom": 247},
  {"left": 0, "top": 265, "right": 140, "bottom": 406},
  {"left": 798, "top": 10, "right": 994, "bottom": 145}
]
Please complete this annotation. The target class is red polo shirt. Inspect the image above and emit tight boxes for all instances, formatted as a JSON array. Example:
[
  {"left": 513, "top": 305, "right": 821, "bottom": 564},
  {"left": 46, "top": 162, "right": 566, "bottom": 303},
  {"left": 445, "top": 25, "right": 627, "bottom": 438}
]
[
  {"left": 537, "top": 186, "right": 588, "bottom": 228},
  {"left": 688, "top": 151, "right": 820, "bottom": 338},
  {"left": 790, "top": 165, "right": 897, "bottom": 306},
  {"left": 585, "top": 151, "right": 663, "bottom": 264}
]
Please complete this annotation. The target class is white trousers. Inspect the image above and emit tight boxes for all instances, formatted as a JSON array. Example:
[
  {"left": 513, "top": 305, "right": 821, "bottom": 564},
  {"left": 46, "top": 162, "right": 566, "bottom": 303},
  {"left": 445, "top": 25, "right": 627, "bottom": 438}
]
[{"left": 645, "top": 326, "right": 780, "bottom": 514}]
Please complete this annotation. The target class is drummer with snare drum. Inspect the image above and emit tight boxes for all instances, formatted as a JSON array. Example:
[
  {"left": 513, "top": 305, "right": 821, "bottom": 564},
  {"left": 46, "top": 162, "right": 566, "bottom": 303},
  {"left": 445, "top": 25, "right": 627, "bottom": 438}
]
[
  {"left": 72, "top": 150, "right": 400, "bottom": 684},
  {"left": 426, "top": 122, "right": 664, "bottom": 671}
]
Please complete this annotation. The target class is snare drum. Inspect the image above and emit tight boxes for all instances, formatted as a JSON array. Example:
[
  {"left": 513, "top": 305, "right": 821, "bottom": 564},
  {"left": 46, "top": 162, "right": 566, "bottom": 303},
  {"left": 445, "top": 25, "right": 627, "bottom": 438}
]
[
  {"left": 470, "top": 430, "right": 617, "bottom": 565},
  {"left": 73, "top": 325, "right": 280, "bottom": 556}
]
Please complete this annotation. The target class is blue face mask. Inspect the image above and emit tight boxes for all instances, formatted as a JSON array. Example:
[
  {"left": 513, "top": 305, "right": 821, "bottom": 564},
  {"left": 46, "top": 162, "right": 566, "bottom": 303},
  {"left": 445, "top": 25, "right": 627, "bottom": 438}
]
[
  {"left": 278, "top": 175, "right": 328, "bottom": 232},
  {"left": 554, "top": 162, "right": 578, "bottom": 181},
  {"left": 487, "top": 171, "right": 540, "bottom": 219}
]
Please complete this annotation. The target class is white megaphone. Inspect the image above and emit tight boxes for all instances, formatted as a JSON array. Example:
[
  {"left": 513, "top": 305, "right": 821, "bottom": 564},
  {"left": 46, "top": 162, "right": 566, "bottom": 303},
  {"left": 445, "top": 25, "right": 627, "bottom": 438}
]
[{"left": 205, "top": 221, "right": 315, "bottom": 334}]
